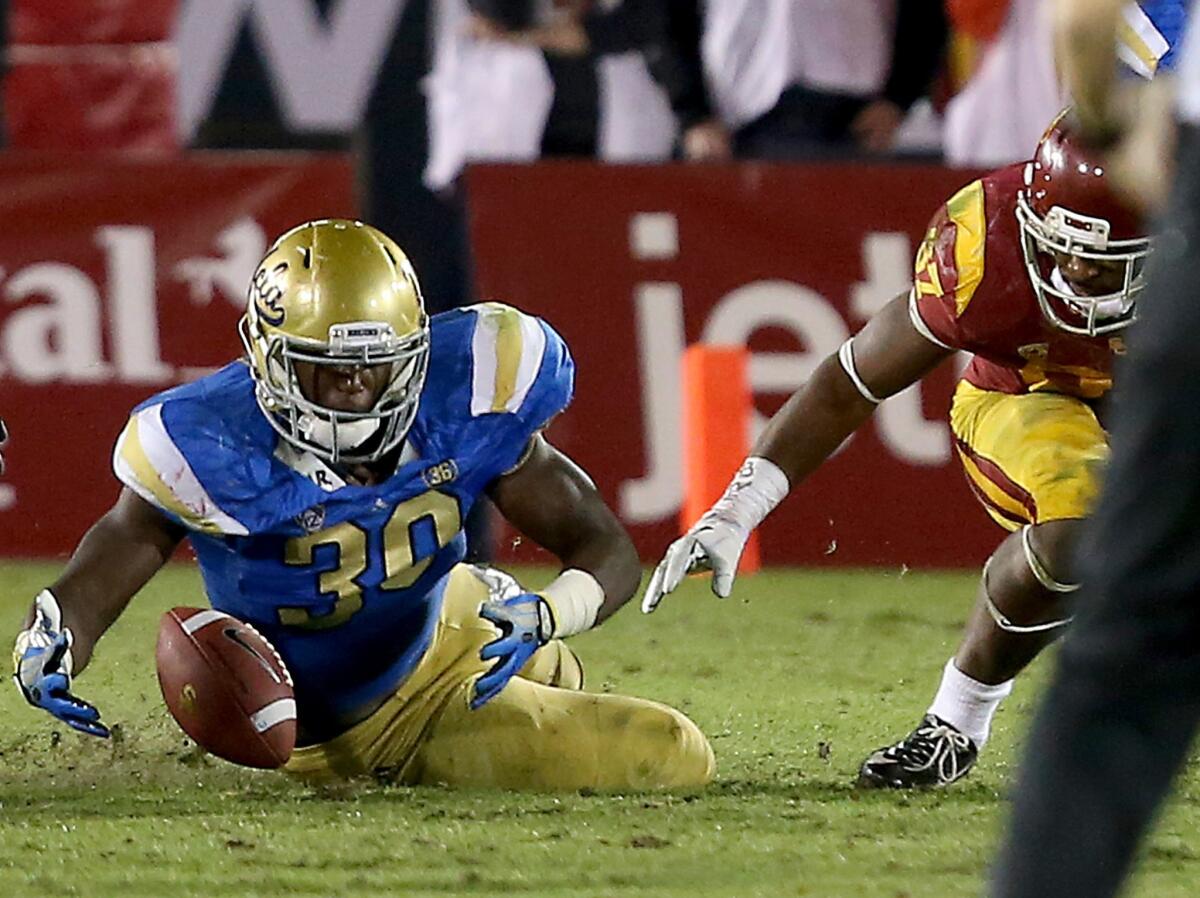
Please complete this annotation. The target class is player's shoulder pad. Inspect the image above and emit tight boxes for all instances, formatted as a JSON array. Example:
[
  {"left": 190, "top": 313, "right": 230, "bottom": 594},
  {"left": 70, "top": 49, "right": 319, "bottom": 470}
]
[
  {"left": 465, "top": 302, "right": 574, "bottom": 427},
  {"left": 112, "top": 364, "right": 283, "bottom": 536},
  {"left": 913, "top": 178, "right": 987, "bottom": 320}
]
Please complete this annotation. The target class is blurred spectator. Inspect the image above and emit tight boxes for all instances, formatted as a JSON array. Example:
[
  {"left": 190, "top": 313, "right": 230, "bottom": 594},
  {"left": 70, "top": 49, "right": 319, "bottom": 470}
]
[
  {"left": 5, "top": 0, "right": 177, "bottom": 152},
  {"left": 425, "top": 0, "right": 685, "bottom": 191},
  {"left": 942, "top": 0, "right": 1061, "bottom": 168},
  {"left": 701, "top": 0, "right": 948, "bottom": 159},
  {"left": 471, "top": 0, "right": 731, "bottom": 161},
  {"left": 639, "top": 0, "right": 731, "bottom": 160},
  {"left": 944, "top": 0, "right": 1187, "bottom": 167}
]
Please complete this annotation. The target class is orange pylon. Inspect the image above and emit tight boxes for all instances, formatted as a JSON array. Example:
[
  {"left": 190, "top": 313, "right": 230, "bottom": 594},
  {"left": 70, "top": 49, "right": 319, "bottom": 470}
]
[{"left": 680, "top": 344, "right": 760, "bottom": 574}]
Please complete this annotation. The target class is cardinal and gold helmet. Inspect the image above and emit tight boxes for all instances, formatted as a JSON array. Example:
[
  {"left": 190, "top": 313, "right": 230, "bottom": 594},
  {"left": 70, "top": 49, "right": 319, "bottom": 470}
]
[
  {"left": 1016, "top": 112, "right": 1150, "bottom": 336},
  {"left": 239, "top": 219, "right": 429, "bottom": 464}
]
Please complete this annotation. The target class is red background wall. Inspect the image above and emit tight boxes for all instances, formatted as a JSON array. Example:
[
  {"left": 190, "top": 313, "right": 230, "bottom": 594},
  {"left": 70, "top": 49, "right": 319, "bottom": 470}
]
[
  {"left": 0, "top": 158, "right": 1003, "bottom": 569},
  {"left": 0, "top": 153, "right": 357, "bottom": 557},
  {"left": 467, "top": 161, "right": 998, "bottom": 568}
]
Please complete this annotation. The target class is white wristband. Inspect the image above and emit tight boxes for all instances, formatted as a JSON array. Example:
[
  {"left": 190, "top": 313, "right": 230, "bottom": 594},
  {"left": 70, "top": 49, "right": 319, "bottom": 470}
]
[
  {"left": 705, "top": 456, "right": 790, "bottom": 533},
  {"left": 540, "top": 569, "right": 605, "bottom": 638}
]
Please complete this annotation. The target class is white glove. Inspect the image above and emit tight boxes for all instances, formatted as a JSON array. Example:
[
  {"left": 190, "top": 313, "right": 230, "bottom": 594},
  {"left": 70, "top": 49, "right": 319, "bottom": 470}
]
[
  {"left": 641, "top": 456, "right": 790, "bottom": 614},
  {"left": 642, "top": 513, "right": 750, "bottom": 612}
]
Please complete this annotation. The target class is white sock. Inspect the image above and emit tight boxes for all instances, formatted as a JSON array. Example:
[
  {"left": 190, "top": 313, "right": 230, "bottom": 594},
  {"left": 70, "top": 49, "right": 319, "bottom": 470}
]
[{"left": 926, "top": 657, "right": 1013, "bottom": 748}]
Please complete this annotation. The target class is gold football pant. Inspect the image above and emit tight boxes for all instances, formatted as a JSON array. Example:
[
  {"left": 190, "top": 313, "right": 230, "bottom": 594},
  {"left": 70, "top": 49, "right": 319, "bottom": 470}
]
[
  {"left": 284, "top": 565, "right": 715, "bottom": 790},
  {"left": 949, "top": 381, "right": 1109, "bottom": 530}
]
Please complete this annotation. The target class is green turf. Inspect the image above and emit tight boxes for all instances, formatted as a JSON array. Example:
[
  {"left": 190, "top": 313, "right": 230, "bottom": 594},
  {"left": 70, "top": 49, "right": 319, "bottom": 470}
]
[{"left": 1, "top": 560, "right": 1197, "bottom": 897}]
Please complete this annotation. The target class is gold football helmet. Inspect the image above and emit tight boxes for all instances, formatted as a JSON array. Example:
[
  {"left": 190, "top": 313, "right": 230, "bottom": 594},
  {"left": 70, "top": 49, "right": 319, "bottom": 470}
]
[{"left": 239, "top": 219, "right": 429, "bottom": 464}]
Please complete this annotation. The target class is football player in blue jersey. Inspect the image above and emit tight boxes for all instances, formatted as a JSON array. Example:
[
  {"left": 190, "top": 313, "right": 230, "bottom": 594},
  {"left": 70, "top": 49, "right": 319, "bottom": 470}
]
[{"left": 13, "top": 219, "right": 714, "bottom": 790}]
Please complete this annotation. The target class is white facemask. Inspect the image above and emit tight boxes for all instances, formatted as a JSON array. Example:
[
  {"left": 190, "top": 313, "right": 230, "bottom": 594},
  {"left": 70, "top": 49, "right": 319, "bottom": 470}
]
[
  {"left": 298, "top": 415, "right": 381, "bottom": 454},
  {"left": 1049, "top": 266, "right": 1133, "bottom": 321}
]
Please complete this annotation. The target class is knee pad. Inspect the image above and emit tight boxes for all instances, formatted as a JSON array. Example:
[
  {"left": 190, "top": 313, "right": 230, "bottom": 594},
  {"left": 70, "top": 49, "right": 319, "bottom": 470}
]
[
  {"left": 981, "top": 525, "right": 1078, "bottom": 634},
  {"left": 1020, "top": 524, "right": 1081, "bottom": 594}
]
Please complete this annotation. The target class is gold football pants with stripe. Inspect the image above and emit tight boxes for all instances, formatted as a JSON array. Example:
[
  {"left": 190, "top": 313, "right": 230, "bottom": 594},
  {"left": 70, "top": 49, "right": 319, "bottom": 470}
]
[
  {"left": 950, "top": 380, "right": 1109, "bottom": 530},
  {"left": 285, "top": 565, "right": 715, "bottom": 790}
]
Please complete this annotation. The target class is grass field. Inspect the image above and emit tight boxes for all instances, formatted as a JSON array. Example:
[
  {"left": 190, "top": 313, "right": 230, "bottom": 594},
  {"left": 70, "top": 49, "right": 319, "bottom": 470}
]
[{"left": 2, "top": 560, "right": 1199, "bottom": 898}]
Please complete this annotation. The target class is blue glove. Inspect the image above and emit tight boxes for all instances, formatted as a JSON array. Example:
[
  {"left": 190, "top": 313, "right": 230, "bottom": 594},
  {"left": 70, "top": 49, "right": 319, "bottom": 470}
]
[
  {"left": 13, "top": 590, "right": 110, "bottom": 738},
  {"left": 472, "top": 593, "right": 554, "bottom": 710}
]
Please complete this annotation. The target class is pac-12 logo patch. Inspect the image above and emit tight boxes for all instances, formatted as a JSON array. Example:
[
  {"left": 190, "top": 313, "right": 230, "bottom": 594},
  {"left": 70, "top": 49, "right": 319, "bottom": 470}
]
[
  {"left": 295, "top": 505, "right": 326, "bottom": 533},
  {"left": 423, "top": 460, "right": 458, "bottom": 488}
]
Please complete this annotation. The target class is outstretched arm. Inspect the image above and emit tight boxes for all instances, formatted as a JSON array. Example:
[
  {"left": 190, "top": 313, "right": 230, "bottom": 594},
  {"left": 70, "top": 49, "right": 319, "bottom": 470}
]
[
  {"left": 14, "top": 489, "right": 185, "bottom": 735},
  {"left": 644, "top": 291, "right": 952, "bottom": 611},
  {"left": 755, "top": 290, "right": 953, "bottom": 481},
  {"left": 40, "top": 488, "right": 186, "bottom": 671}
]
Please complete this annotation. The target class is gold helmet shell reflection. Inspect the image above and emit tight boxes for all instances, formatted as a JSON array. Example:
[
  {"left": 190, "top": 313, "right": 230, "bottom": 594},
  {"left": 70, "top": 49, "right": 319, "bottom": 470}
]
[{"left": 239, "top": 219, "right": 430, "bottom": 464}]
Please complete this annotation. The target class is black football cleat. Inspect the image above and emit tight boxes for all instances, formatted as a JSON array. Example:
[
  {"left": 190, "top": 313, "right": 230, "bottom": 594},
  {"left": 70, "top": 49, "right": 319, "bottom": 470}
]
[{"left": 856, "top": 714, "right": 979, "bottom": 789}]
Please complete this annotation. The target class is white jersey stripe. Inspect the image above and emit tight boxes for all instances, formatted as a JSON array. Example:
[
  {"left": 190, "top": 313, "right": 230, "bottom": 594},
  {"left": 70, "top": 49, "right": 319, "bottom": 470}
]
[
  {"left": 469, "top": 303, "right": 547, "bottom": 416},
  {"left": 908, "top": 289, "right": 954, "bottom": 350},
  {"left": 506, "top": 311, "right": 547, "bottom": 413},
  {"left": 470, "top": 306, "right": 501, "bottom": 415},
  {"left": 1118, "top": 3, "right": 1173, "bottom": 78},
  {"left": 114, "top": 405, "right": 248, "bottom": 535}
]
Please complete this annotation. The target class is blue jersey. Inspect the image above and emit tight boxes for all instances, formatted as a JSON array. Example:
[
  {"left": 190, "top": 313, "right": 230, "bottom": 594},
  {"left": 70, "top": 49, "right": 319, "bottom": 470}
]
[
  {"left": 113, "top": 303, "right": 573, "bottom": 733},
  {"left": 1123, "top": 1, "right": 1190, "bottom": 75}
]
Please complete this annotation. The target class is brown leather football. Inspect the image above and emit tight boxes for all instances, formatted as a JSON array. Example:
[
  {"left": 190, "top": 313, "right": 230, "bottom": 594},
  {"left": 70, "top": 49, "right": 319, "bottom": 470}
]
[{"left": 156, "top": 607, "right": 296, "bottom": 769}]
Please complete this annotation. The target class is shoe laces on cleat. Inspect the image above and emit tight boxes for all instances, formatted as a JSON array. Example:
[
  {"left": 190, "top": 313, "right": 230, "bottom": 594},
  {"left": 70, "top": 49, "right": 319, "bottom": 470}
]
[{"left": 884, "top": 714, "right": 976, "bottom": 784}]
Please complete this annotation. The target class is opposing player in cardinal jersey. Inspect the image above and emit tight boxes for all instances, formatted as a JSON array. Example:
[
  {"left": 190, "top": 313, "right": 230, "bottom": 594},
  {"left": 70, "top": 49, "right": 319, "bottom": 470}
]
[
  {"left": 644, "top": 113, "right": 1149, "bottom": 788},
  {"left": 13, "top": 219, "right": 714, "bottom": 790}
]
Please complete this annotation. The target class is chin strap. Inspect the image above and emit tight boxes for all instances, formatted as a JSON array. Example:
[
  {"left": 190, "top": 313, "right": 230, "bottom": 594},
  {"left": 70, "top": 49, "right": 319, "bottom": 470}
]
[{"left": 298, "top": 414, "right": 382, "bottom": 457}]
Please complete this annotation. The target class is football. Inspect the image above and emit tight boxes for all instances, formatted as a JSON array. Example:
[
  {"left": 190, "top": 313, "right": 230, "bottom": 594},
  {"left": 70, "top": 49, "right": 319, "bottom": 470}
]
[{"left": 155, "top": 607, "right": 297, "bottom": 769}]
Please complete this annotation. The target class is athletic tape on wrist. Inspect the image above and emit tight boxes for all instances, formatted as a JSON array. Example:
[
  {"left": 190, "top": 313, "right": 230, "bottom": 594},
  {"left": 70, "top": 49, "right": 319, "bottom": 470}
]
[
  {"left": 540, "top": 569, "right": 605, "bottom": 638},
  {"left": 707, "top": 456, "right": 790, "bottom": 533}
]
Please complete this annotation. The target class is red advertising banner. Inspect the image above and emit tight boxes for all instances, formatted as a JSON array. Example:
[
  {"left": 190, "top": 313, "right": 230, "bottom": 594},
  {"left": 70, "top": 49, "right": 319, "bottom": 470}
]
[
  {"left": 6, "top": 0, "right": 180, "bottom": 151},
  {"left": 0, "top": 152, "right": 357, "bottom": 557},
  {"left": 467, "top": 161, "right": 999, "bottom": 568}
]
